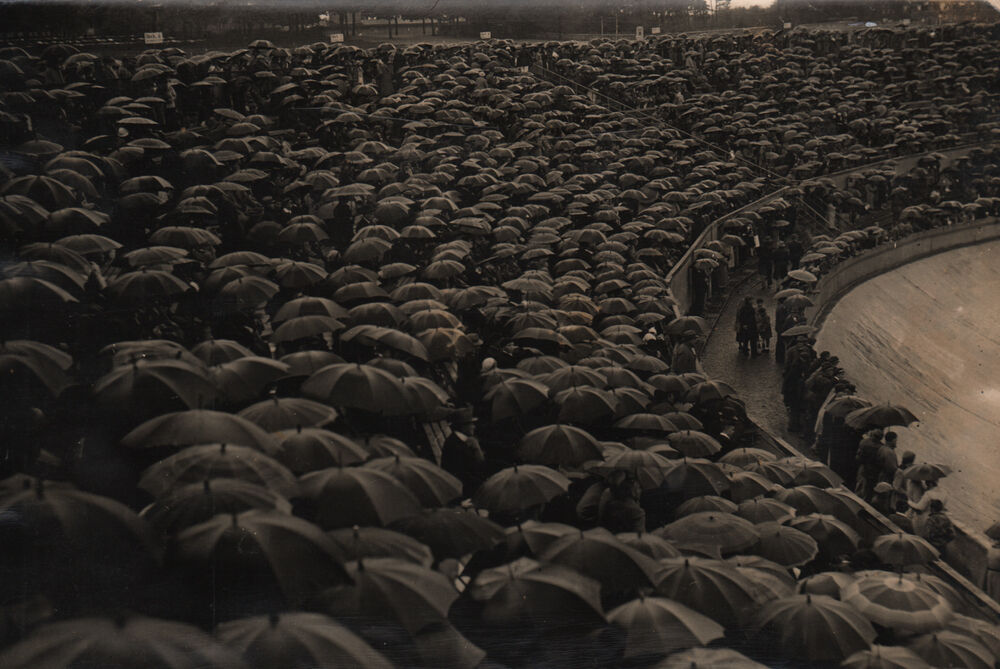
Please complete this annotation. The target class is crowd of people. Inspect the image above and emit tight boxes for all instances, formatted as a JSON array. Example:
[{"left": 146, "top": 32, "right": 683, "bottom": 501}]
[{"left": 1, "top": 21, "right": 1000, "bottom": 669}]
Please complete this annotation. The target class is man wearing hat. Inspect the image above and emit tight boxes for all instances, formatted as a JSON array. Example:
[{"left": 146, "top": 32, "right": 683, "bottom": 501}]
[
  {"left": 855, "top": 427, "right": 884, "bottom": 501},
  {"left": 877, "top": 431, "right": 899, "bottom": 485},
  {"left": 670, "top": 332, "right": 700, "bottom": 374}
]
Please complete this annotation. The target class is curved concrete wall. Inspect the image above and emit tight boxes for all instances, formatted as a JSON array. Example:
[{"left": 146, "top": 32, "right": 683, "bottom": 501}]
[
  {"left": 810, "top": 217, "right": 1000, "bottom": 330},
  {"left": 809, "top": 217, "right": 1000, "bottom": 591}
]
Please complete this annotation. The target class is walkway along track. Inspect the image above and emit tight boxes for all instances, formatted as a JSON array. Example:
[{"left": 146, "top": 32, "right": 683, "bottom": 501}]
[{"left": 526, "top": 63, "right": 1000, "bottom": 619}]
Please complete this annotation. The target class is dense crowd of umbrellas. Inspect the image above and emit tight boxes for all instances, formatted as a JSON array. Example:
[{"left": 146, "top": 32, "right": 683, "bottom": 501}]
[{"left": 1, "top": 23, "right": 999, "bottom": 669}]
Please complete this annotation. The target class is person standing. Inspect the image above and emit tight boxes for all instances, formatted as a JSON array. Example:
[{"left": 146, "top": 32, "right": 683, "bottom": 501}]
[
  {"left": 855, "top": 427, "right": 884, "bottom": 501},
  {"left": 774, "top": 296, "right": 789, "bottom": 363},
  {"left": 772, "top": 241, "right": 790, "bottom": 284},
  {"left": 670, "top": 332, "right": 700, "bottom": 374},
  {"left": 758, "top": 239, "right": 773, "bottom": 289},
  {"left": 735, "top": 296, "right": 758, "bottom": 357},
  {"left": 877, "top": 431, "right": 899, "bottom": 485},
  {"left": 755, "top": 298, "right": 772, "bottom": 353},
  {"left": 985, "top": 537, "right": 1000, "bottom": 603},
  {"left": 920, "top": 499, "right": 955, "bottom": 552},
  {"left": 330, "top": 197, "right": 354, "bottom": 249}
]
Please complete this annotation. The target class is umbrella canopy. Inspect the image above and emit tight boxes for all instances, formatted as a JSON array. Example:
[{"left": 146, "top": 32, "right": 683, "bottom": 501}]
[
  {"left": 841, "top": 645, "right": 932, "bottom": 669},
  {"left": 469, "top": 556, "right": 605, "bottom": 626},
  {"left": 845, "top": 403, "right": 918, "bottom": 430},
  {"left": 389, "top": 507, "right": 504, "bottom": 560},
  {"left": 472, "top": 465, "right": 570, "bottom": 516},
  {"left": 749, "top": 522, "right": 818, "bottom": 567},
  {"left": 871, "top": 532, "right": 939, "bottom": 566},
  {"left": 842, "top": 571, "right": 953, "bottom": 633},
  {"left": 299, "top": 467, "right": 421, "bottom": 529},
  {"left": 540, "top": 527, "right": 664, "bottom": 595},
  {"left": 320, "top": 557, "right": 458, "bottom": 635},
  {"left": 121, "top": 409, "right": 279, "bottom": 454},
  {"left": 302, "top": 363, "right": 413, "bottom": 416},
  {"left": 787, "top": 513, "right": 860, "bottom": 557},
  {"left": 657, "top": 512, "right": 759, "bottom": 556},
  {"left": 138, "top": 443, "right": 298, "bottom": 498},
  {"left": 517, "top": 424, "right": 603, "bottom": 467},
  {"left": 364, "top": 455, "right": 462, "bottom": 506},
  {"left": 657, "top": 647, "right": 768, "bottom": 668},
  {"left": 176, "top": 510, "right": 350, "bottom": 604},
  {"left": 237, "top": 396, "right": 339, "bottom": 432},
  {"left": 737, "top": 498, "right": 796, "bottom": 525},
  {"left": 654, "top": 557, "right": 760, "bottom": 628},
  {"left": 484, "top": 378, "right": 550, "bottom": 422},
  {"left": 608, "top": 595, "right": 725, "bottom": 660},
  {"left": 906, "top": 631, "right": 995, "bottom": 669},
  {"left": 0, "top": 616, "right": 246, "bottom": 669},
  {"left": 141, "top": 478, "right": 291, "bottom": 534},
  {"left": 754, "top": 594, "right": 876, "bottom": 663},
  {"left": 93, "top": 359, "right": 216, "bottom": 412},
  {"left": 326, "top": 525, "right": 433, "bottom": 567},
  {"left": 215, "top": 611, "right": 393, "bottom": 669}
]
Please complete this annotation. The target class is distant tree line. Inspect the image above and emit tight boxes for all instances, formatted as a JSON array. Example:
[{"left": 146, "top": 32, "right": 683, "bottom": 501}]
[{"left": 0, "top": 0, "right": 995, "bottom": 42}]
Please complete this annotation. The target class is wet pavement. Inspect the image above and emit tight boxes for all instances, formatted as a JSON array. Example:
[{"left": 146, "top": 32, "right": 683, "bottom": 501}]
[{"left": 700, "top": 270, "right": 810, "bottom": 452}]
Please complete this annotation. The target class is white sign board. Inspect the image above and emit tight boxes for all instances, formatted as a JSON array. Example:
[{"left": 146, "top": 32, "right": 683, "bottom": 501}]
[
  {"left": 902, "top": 18, "right": 911, "bottom": 25},
  {"left": 782, "top": 22, "right": 792, "bottom": 29},
  {"left": 651, "top": 27, "right": 661, "bottom": 35},
  {"left": 479, "top": 31, "right": 492, "bottom": 39},
  {"left": 328, "top": 33, "right": 344, "bottom": 43},
  {"left": 144, "top": 32, "right": 163, "bottom": 45},
  {"left": 635, "top": 26, "right": 644, "bottom": 39}
]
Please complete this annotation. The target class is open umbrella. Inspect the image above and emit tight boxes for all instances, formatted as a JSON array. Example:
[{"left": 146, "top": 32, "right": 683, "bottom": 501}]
[
  {"left": 608, "top": 595, "right": 725, "bottom": 660},
  {"left": 364, "top": 456, "right": 462, "bottom": 506},
  {"left": 667, "top": 430, "right": 722, "bottom": 458},
  {"left": 841, "top": 645, "right": 932, "bottom": 669},
  {"left": 902, "top": 462, "right": 952, "bottom": 482},
  {"left": 871, "top": 532, "right": 939, "bottom": 566},
  {"left": 843, "top": 572, "right": 953, "bottom": 633},
  {"left": 657, "top": 511, "right": 759, "bottom": 556},
  {"left": 0, "top": 616, "right": 246, "bottom": 669},
  {"left": 326, "top": 525, "right": 433, "bottom": 567},
  {"left": 390, "top": 507, "right": 504, "bottom": 560},
  {"left": 736, "top": 498, "right": 796, "bottom": 525},
  {"left": 470, "top": 556, "right": 605, "bottom": 626},
  {"left": 320, "top": 557, "right": 458, "bottom": 635},
  {"left": 657, "top": 647, "right": 768, "bottom": 668},
  {"left": 302, "top": 363, "right": 412, "bottom": 416},
  {"left": 540, "top": 527, "right": 664, "bottom": 594},
  {"left": 272, "top": 316, "right": 345, "bottom": 345},
  {"left": 654, "top": 557, "right": 760, "bottom": 628},
  {"left": 754, "top": 594, "right": 876, "bottom": 663},
  {"left": 750, "top": 522, "right": 818, "bottom": 567},
  {"left": 787, "top": 513, "right": 860, "bottom": 557},
  {"left": 517, "top": 424, "right": 603, "bottom": 467},
  {"left": 553, "top": 386, "right": 616, "bottom": 424},
  {"left": 216, "top": 611, "right": 393, "bottom": 669},
  {"left": 907, "top": 631, "right": 994, "bottom": 669},
  {"left": 93, "top": 359, "right": 216, "bottom": 412},
  {"left": 175, "top": 510, "right": 350, "bottom": 605},
  {"left": 212, "top": 358, "right": 290, "bottom": 406},
  {"left": 845, "top": 404, "right": 918, "bottom": 430},
  {"left": 271, "top": 427, "right": 368, "bottom": 473},
  {"left": 121, "top": 409, "right": 279, "bottom": 453},
  {"left": 138, "top": 443, "right": 298, "bottom": 498},
  {"left": 140, "top": 478, "right": 291, "bottom": 534},
  {"left": 237, "top": 396, "right": 338, "bottom": 432},
  {"left": 473, "top": 465, "right": 570, "bottom": 516},
  {"left": 485, "top": 378, "right": 550, "bottom": 422}
]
